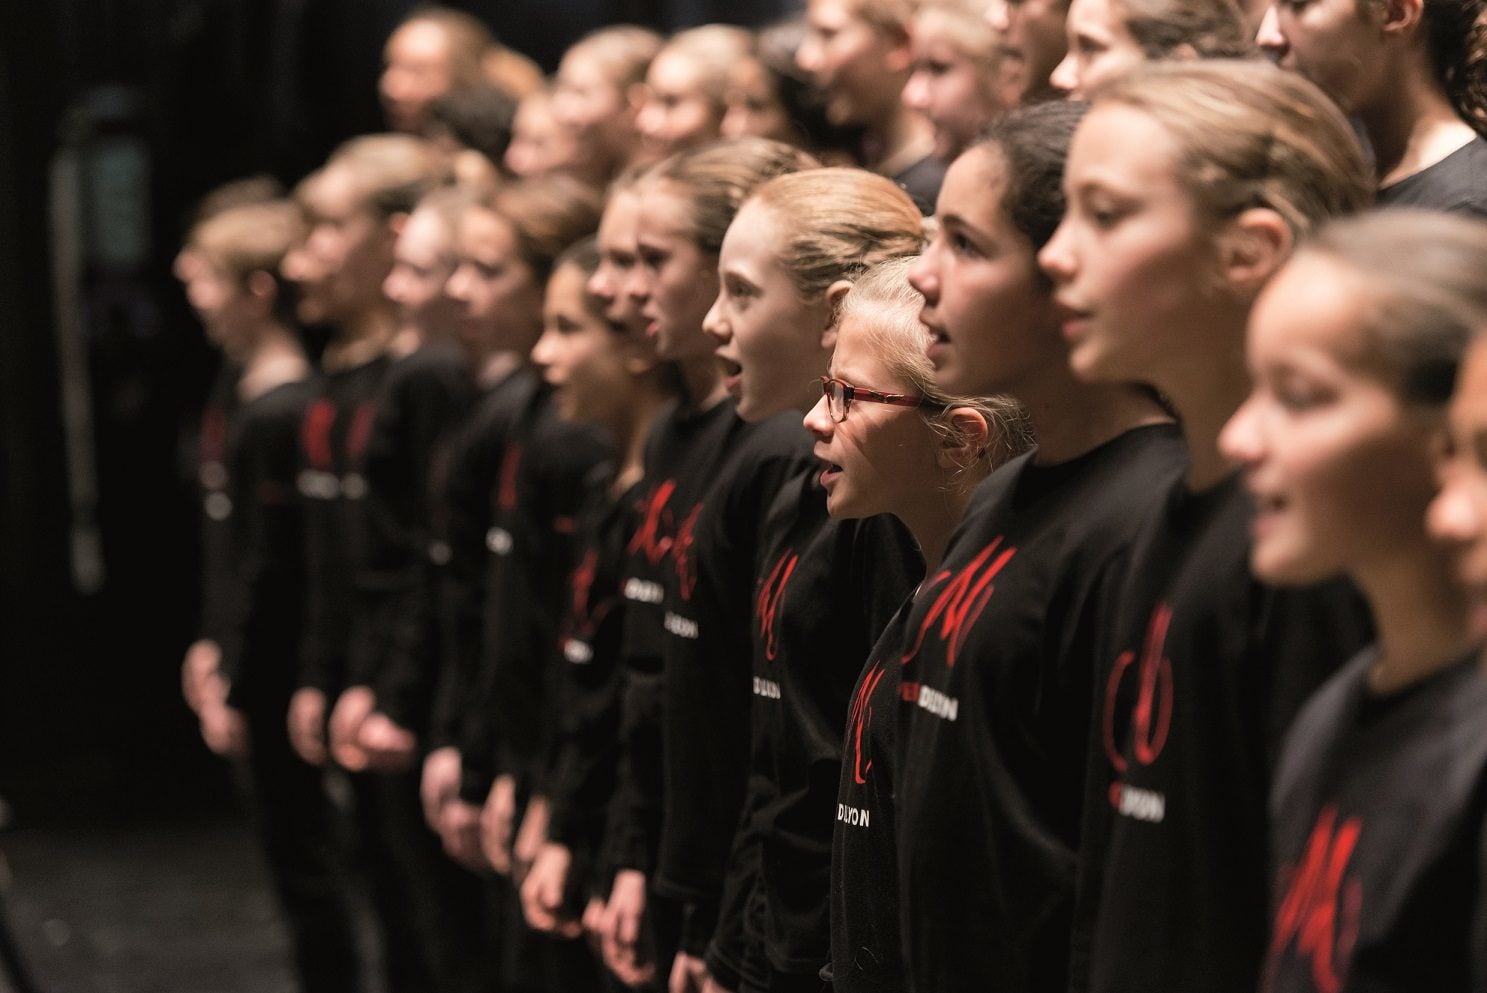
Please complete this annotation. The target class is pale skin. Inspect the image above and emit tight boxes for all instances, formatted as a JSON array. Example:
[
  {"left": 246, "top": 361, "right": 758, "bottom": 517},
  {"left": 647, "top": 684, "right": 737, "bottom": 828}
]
[
  {"left": 1220, "top": 253, "right": 1474, "bottom": 691},
  {"left": 1428, "top": 337, "right": 1487, "bottom": 640},
  {"left": 1039, "top": 103, "right": 1292, "bottom": 489}
]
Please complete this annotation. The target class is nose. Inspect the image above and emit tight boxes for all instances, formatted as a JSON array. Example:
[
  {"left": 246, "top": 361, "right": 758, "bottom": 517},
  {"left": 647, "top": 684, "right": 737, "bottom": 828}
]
[
  {"left": 803, "top": 391, "right": 834, "bottom": 438},
  {"left": 902, "top": 70, "right": 930, "bottom": 112},
  {"left": 446, "top": 264, "right": 472, "bottom": 303},
  {"left": 530, "top": 325, "right": 559, "bottom": 369},
  {"left": 1217, "top": 394, "right": 1264, "bottom": 468},
  {"left": 1036, "top": 217, "right": 1077, "bottom": 286},
  {"left": 796, "top": 34, "right": 824, "bottom": 75},
  {"left": 1255, "top": 4, "right": 1287, "bottom": 61},
  {"left": 702, "top": 289, "right": 729, "bottom": 345},
  {"left": 588, "top": 264, "right": 615, "bottom": 305},
  {"left": 985, "top": 0, "right": 1011, "bottom": 33},
  {"left": 1427, "top": 476, "right": 1485, "bottom": 548},
  {"left": 907, "top": 250, "right": 938, "bottom": 305},
  {"left": 1049, "top": 51, "right": 1079, "bottom": 97}
]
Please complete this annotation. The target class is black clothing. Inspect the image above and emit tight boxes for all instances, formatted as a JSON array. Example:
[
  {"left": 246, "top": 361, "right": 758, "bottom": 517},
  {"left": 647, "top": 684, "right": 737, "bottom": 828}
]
[
  {"left": 829, "top": 599, "right": 916, "bottom": 993},
  {"left": 710, "top": 471, "right": 920, "bottom": 985},
  {"left": 429, "top": 367, "right": 540, "bottom": 753},
  {"left": 350, "top": 344, "right": 475, "bottom": 733},
  {"left": 1086, "top": 474, "right": 1372, "bottom": 993},
  {"left": 297, "top": 354, "right": 394, "bottom": 698},
  {"left": 896, "top": 424, "right": 1187, "bottom": 993},
  {"left": 604, "top": 397, "right": 741, "bottom": 880},
  {"left": 458, "top": 382, "right": 609, "bottom": 803},
  {"left": 197, "top": 360, "right": 242, "bottom": 652},
  {"left": 1377, "top": 135, "right": 1487, "bottom": 219},
  {"left": 545, "top": 467, "right": 644, "bottom": 908},
  {"left": 1264, "top": 649, "right": 1487, "bottom": 993},
  {"left": 655, "top": 412, "right": 815, "bottom": 956},
  {"left": 891, "top": 155, "right": 948, "bottom": 217}
]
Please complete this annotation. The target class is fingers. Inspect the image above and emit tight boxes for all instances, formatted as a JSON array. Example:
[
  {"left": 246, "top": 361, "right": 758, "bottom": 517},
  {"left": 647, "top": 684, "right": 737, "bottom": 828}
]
[
  {"left": 287, "top": 689, "right": 327, "bottom": 766},
  {"left": 357, "top": 712, "right": 417, "bottom": 771}
]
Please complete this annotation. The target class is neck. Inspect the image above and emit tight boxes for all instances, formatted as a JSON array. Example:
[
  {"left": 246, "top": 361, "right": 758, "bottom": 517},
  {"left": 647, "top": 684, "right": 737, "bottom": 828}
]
[
  {"left": 1157, "top": 341, "right": 1252, "bottom": 490},
  {"left": 1357, "top": 546, "right": 1476, "bottom": 694},
  {"left": 866, "top": 102, "right": 934, "bottom": 176},
  {"left": 677, "top": 352, "right": 727, "bottom": 413},
  {"left": 1360, "top": 62, "right": 1475, "bottom": 186},
  {"left": 323, "top": 304, "right": 396, "bottom": 370},
  {"left": 899, "top": 476, "right": 980, "bottom": 576},
  {"left": 238, "top": 321, "right": 309, "bottom": 400},
  {"left": 1017, "top": 361, "right": 1172, "bottom": 465},
  {"left": 477, "top": 349, "right": 524, "bottom": 387},
  {"left": 609, "top": 383, "right": 669, "bottom": 494}
]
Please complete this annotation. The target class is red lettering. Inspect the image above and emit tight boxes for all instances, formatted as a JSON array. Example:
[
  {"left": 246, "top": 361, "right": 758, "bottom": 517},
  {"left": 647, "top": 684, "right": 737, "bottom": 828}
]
[
  {"left": 627, "top": 479, "right": 677, "bottom": 565},
  {"left": 849, "top": 662, "right": 888, "bottom": 785},
  {"left": 301, "top": 399, "right": 337, "bottom": 470},
  {"left": 347, "top": 401, "right": 378, "bottom": 462},
  {"left": 756, "top": 550, "right": 799, "bottom": 662},
  {"left": 1266, "top": 806, "right": 1362, "bottom": 993},
  {"left": 1103, "top": 603, "right": 1175, "bottom": 773},
  {"left": 672, "top": 502, "right": 703, "bottom": 602},
  {"left": 497, "top": 444, "right": 524, "bottom": 513},
  {"left": 901, "top": 538, "right": 1017, "bottom": 668}
]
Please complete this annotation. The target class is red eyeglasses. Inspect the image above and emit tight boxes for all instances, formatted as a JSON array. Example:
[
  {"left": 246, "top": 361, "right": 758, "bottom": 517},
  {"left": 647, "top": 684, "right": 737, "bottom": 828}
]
[{"left": 819, "top": 376, "right": 945, "bottom": 423}]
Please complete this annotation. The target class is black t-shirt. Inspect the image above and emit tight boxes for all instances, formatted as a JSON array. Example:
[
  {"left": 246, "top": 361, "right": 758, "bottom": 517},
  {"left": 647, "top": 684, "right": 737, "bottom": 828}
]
[
  {"left": 197, "top": 360, "right": 242, "bottom": 650},
  {"left": 830, "top": 597, "right": 917, "bottom": 993},
  {"left": 544, "top": 466, "right": 642, "bottom": 905},
  {"left": 217, "top": 377, "right": 317, "bottom": 713},
  {"left": 603, "top": 396, "right": 742, "bottom": 878},
  {"left": 1264, "top": 649, "right": 1487, "bottom": 993},
  {"left": 458, "top": 382, "right": 609, "bottom": 802},
  {"left": 897, "top": 424, "right": 1188, "bottom": 993},
  {"left": 710, "top": 469, "right": 921, "bottom": 983},
  {"left": 1086, "top": 473, "right": 1373, "bottom": 993},
  {"left": 427, "top": 367, "right": 539, "bottom": 751},
  {"left": 296, "top": 353, "right": 394, "bottom": 697},
  {"left": 654, "top": 412, "right": 816, "bottom": 946},
  {"left": 349, "top": 343, "right": 475, "bottom": 732},
  {"left": 1377, "top": 134, "right": 1487, "bottom": 219},
  {"left": 892, "top": 154, "right": 948, "bottom": 217}
]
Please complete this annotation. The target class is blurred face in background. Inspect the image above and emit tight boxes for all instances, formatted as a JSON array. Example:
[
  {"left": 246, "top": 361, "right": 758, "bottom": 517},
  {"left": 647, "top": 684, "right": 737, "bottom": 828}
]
[
  {"left": 798, "top": 0, "right": 911, "bottom": 127},
  {"left": 445, "top": 205, "right": 544, "bottom": 360},
  {"left": 723, "top": 56, "right": 795, "bottom": 143},
  {"left": 381, "top": 20, "right": 456, "bottom": 132},
  {"left": 505, "top": 91, "right": 582, "bottom": 178},
  {"left": 281, "top": 164, "right": 394, "bottom": 328},
  {"left": 636, "top": 50, "right": 724, "bottom": 160},
  {"left": 383, "top": 205, "right": 461, "bottom": 340}
]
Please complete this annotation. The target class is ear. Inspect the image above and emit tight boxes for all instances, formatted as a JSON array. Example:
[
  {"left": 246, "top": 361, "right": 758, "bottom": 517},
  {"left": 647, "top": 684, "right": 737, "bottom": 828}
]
[
  {"left": 245, "top": 269, "right": 279, "bottom": 314},
  {"left": 821, "top": 279, "right": 855, "bottom": 350},
  {"left": 386, "top": 211, "right": 409, "bottom": 242},
  {"left": 935, "top": 407, "right": 991, "bottom": 471},
  {"left": 1219, "top": 207, "right": 1293, "bottom": 299},
  {"left": 1170, "top": 41, "right": 1199, "bottom": 62},
  {"left": 1379, "top": 0, "right": 1424, "bottom": 36},
  {"left": 883, "top": 23, "right": 916, "bottom": 75},
  {"left": 625, "top": 82, "right": 649, "bottom": 118}
]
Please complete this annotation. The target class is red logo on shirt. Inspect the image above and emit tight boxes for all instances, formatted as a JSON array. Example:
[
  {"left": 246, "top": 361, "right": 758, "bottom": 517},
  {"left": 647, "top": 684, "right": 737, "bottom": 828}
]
[
  {"left": 1103, "top": 603, "right": 1176, "bottom": 773},
  {"left": 497, "top": 444, "right": 524, "bottom": 513},
  {"left": 347, "top": 401, "right": 378, "bottom": 462},
  {"left": 901, "top": 537, "right": 1017, "bottom": 668},
  {"left": 1265, "top": 805, "right": 1362, "bottom": 993},
  {"left": 201, "top": 405, "right": 227, "bottom": 467},
  {"left": 849, "top": 661, "right": 888, "bottom": 785},
  {"left": 301, "top": 399, "right": 337, "bottom": 470},
  {"left": 673, "top": 502, "right": 703, "bottom": 602},
  {"left": 756, "top": 550, "right": 799, "bottom": 662},
  {"left": 628, "top": 479, "right": 677, "bottom": 566},
  {"left": 567, "top": 548, "right": 613, "bottom": 639}
]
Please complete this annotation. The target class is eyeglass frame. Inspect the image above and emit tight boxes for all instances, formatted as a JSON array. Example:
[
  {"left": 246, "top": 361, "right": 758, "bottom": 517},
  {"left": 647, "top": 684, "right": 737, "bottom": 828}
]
[{"left": 819, "top": 375, "right": 946, "bottom": 423}]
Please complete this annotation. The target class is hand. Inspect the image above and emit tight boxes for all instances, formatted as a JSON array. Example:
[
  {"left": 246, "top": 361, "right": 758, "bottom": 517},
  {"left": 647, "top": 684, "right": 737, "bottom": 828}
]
[
  {"left": 328, "top": 685, "right": 376, "bottom": 770},
  {"left": 181, "top": 639, "right": 221, "bottom": 714},
  {"left": 669, "top": 952, "right": 710, "bottom": 993},
  {"left": 199, "top": 696, "right": 250, "bottom": 758},
  {"left": 357, "top": 711, "right": 417, "bottom": 771},
  {"left": 701, "top": 975, "right": 736, "bottom": 993},
  {"left": 438, "top": 799, "right": 487, "bottom": 872},
  {"left": 420, "top": 747, "right": 462, "bottom": 831},
  {"left": 602, "top": 869, "right": 655, "bottom": 987},
  {"left": 582, "top": 894, "right": 607, "bottom": 951},
  {"left": 287, "top": 688, "right": 328, "bottom": 766},
  {"left": 520, "top": 842, "right": 582, "bottom": 937},
  {"left": 480, "top": 774, "right": 517, "bottom": 875},
  {"left": 512, "top": 794, "right": 549, "bottom": 881}
]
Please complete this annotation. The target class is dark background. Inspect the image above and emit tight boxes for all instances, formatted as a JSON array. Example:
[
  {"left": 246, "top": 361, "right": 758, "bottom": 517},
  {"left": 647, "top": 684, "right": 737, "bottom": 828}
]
[{"left": 0, "top": 0, "right": 796, "bottom": 827}]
